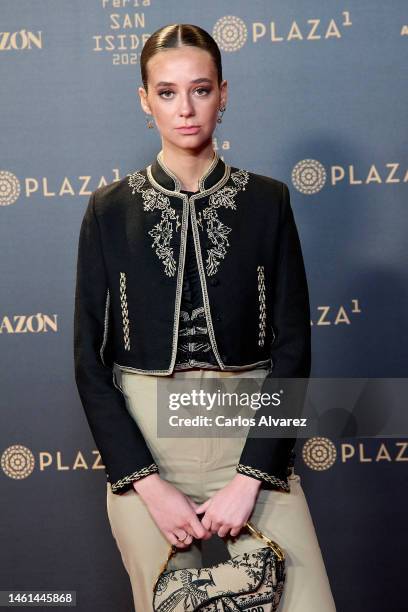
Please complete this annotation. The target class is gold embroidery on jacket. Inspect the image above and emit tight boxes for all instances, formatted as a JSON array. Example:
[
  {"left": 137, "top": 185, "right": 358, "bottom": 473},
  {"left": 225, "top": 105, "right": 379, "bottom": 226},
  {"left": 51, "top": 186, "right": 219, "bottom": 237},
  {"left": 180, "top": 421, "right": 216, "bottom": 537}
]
[
  {"left": 119, "top": 272, "right": 131, "bottom": 350},
  {"left": 257, "top": 265, "right": 266, "bottom": 347},
  {"left": 128, "top": 166, "right": 249, "bottom": 278},
  {"left": 127, "top": 171, "right": 179, "bottom": 276},
  {"left": 201, "top": 169, "right": 250, "bottom": 276}
]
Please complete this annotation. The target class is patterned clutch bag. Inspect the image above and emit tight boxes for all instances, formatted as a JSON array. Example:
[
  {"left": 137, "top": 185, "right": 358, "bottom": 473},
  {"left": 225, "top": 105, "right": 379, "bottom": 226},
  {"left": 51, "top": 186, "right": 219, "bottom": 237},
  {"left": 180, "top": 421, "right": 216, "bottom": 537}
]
[{"left": 152, "top": 521, "right": 285, "bottom": 611}]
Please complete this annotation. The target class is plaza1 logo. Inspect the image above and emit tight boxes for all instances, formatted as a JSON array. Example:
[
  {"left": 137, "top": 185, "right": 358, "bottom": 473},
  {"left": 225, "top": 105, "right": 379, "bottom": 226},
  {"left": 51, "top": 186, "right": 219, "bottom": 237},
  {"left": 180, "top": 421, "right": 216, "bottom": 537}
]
[
  {"left": 302, "top": 437, "right": 408, "bottom": 470},
  {"left": 1, "top": 445, "right": 105, "bottom": 482},
  {"left": 212, "top": 12, "right": 353, "bottom": 51},
  {"left": 291, "top": 159, "right": 407, "bottom": 194},
  {"left": 0, "top": 169, "right": 121, "bottom": 206}
]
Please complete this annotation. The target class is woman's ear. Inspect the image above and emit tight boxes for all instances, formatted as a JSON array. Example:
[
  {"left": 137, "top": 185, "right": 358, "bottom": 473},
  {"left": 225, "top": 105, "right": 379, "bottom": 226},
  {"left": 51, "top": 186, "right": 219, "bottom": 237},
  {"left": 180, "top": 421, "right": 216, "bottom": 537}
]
[
  {"left": 219, "top": 79, "right": 228, "bottom": 109},
  {"left": 138, "top": 86, "right": 151, "bottom": 115}
]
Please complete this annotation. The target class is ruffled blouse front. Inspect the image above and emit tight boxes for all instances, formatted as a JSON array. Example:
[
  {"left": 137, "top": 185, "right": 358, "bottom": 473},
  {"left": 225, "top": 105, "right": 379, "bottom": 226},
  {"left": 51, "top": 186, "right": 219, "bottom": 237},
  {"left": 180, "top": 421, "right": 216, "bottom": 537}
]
[{"left": 174, "top": 190, "right": 219, "bottom": 370}]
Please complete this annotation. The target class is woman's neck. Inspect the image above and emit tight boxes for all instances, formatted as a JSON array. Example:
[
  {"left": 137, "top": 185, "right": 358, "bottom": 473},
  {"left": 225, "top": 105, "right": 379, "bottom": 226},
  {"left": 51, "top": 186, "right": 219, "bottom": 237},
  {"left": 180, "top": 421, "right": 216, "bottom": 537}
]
[{"left": 159, "top": 143, "right": 216, "bottom": 191}]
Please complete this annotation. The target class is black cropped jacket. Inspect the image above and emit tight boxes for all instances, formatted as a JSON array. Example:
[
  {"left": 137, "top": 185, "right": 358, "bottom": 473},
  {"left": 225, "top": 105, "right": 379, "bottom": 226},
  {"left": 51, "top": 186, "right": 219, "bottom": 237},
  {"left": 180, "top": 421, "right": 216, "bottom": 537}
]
[{"left": 73, "top": 150, "right": 311, "bottom": 495}]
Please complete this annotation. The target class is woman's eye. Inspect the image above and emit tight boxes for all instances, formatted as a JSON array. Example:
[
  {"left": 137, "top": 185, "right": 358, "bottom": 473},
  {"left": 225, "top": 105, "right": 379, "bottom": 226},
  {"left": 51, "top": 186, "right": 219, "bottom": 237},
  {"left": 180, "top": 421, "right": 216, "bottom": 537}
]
[
  {"left": 158, "top": 90, "right": 174, "bottom": 99},
  {"left": 195, "top": 87, "right": 211, "bottom": 96}
]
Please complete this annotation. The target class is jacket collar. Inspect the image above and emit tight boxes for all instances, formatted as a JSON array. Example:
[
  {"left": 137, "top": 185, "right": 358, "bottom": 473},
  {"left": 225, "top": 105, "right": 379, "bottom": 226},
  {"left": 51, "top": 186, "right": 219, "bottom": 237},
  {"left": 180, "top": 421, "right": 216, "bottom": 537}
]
[{"left": 149, "top": 149, "right": 228, "bottom": 194}]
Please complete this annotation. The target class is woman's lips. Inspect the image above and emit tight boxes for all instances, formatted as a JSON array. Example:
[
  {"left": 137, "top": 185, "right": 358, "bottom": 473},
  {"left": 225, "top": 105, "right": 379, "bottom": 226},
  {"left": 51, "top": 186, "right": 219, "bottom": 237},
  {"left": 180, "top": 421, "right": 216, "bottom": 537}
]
[{"left": 176, "top": 126, "right": 201, "bottom": 134}]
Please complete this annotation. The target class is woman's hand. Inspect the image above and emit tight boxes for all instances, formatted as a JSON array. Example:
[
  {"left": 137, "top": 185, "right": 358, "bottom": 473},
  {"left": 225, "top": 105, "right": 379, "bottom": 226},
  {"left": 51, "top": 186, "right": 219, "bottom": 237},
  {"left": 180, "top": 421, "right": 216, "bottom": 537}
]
[
  {"left": 194, "top": 474, "right": 262, "bottom": 538},
  {"left": 132, "top": 474, "right": 212, "bottom": 548}
]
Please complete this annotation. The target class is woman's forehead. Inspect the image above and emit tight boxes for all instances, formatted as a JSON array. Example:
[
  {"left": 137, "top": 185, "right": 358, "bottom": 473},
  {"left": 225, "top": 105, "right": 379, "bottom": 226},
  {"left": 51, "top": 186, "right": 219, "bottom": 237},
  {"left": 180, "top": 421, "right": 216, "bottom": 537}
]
[{"left": 147, "top": 47, "right": 216, "bottom": 81}]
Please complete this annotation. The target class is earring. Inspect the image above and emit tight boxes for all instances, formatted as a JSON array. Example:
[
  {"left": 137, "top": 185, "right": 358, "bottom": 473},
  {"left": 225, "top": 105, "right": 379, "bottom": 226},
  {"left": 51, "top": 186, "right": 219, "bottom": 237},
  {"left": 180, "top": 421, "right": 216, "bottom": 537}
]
[
  {"left": 217, "top": 106, "right": 226, "bottom": 124},
  {"left": 145, "top": 114, "right": 155, "bottom": 129}
]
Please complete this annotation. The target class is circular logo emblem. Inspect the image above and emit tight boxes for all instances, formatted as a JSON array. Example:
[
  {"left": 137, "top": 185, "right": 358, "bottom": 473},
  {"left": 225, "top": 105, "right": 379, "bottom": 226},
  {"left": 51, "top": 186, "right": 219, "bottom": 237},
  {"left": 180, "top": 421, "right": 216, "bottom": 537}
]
[
  {"left": 213, "top": 16, "right": 247, "bottom": 52},
  {"left": 0, "top": 170, "right": 21, "bottom": 206},
  {"left": 1, "top": 445, "right": 35, "bottom": 479},
  {"left": 292, "top": 159, "right": 326, "bottom": 194},
  {"left": 302, "top": 437, "right": 336, "bottom": 470}
]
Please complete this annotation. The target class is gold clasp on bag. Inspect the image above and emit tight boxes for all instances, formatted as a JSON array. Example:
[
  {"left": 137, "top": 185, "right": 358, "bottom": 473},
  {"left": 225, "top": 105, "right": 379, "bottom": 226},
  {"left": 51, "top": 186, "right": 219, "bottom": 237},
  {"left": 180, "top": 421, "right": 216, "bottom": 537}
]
[
  {"left": 153, "top": 520, "right": 285, "bottom": 592},
  {"left": 245, "top": 521, "right": 285, "bottom": 562}
]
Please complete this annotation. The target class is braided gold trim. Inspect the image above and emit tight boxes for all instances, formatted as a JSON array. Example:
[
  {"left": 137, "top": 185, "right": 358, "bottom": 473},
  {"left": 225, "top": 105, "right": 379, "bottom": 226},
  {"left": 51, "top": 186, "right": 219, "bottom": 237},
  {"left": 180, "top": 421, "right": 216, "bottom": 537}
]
[
  {"left": 257, "top": 265, "right": 266, "bottom": 347},
  {"left": 119, "top": 272, "right": 131, "bottom": 350},
  {"left": 111, "top": 463, "right": 159, "bottom": 492},
  {"left": 236, "top": 463, "right": 290, "bottom": 492}
]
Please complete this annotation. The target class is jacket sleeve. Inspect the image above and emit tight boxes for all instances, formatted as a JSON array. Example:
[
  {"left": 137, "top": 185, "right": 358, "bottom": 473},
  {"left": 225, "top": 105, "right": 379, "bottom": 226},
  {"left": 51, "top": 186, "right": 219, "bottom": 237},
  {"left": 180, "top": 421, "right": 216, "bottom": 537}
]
[
  {"left": 236, "top": 181, "right": 311, "bottom": 491},
  {"left": 73, "top": 191, "right": 159, "bottom": 495}
]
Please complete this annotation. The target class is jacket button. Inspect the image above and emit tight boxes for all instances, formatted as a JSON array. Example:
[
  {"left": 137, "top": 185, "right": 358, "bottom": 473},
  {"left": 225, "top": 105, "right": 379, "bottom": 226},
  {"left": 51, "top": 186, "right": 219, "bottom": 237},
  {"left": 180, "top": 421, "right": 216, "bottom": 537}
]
[
  {"left": 215, "top": 315, "right": 222, "bottom": 322},
  {"left": 209, "top": 278, "right": 219, "bottom": 286}
]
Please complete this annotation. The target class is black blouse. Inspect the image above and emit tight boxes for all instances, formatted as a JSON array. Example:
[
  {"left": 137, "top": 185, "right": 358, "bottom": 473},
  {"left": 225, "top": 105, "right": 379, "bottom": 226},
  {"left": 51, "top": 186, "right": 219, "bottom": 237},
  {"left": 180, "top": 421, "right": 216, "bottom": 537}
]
[{"left": 174, "top": 190, "right": 219, "bottom": 370}]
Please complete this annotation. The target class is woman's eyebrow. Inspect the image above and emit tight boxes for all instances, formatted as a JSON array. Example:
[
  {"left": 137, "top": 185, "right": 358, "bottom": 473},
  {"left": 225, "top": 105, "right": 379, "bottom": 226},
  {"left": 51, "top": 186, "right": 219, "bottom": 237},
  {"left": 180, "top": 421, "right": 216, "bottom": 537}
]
[{"left": 155, "top": 77, "right": 213, "bottom": 87}]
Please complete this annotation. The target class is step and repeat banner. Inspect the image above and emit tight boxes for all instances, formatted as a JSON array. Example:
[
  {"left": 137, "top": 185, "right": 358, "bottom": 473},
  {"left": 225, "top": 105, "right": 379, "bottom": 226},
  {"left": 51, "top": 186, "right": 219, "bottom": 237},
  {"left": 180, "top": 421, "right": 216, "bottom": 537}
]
[{"left": 1, "top": 2, "right": 406, "bottom": 611}]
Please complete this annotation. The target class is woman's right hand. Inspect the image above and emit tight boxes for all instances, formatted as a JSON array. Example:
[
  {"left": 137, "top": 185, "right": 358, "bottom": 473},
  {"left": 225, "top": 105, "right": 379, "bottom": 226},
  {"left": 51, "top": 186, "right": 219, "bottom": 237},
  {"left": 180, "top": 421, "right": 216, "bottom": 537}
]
[{"left": 132, "top": 474, "right": 212, "bottom": 548}]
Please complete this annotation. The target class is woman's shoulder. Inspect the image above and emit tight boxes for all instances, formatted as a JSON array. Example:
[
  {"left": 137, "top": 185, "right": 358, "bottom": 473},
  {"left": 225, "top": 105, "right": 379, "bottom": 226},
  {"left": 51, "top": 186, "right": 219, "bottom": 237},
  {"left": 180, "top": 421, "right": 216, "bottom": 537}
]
[{"left": 230, "top": 163, "right": 288, "bottom": 200}]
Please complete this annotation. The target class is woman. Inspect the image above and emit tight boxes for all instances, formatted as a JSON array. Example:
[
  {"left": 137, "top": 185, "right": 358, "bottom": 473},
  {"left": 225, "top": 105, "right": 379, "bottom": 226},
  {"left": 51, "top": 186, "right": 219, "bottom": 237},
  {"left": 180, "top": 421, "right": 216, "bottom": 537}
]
[{"left": 74, "top": 23, "right": 336, "bottom": 612}]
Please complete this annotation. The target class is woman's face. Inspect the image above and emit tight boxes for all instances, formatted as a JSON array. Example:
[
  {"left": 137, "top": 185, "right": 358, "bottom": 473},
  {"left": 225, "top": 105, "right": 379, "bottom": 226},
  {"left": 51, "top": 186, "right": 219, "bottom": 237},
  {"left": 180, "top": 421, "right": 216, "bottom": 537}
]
[{"left": 139, "top": 46, "right": 227, "bottom": 152}]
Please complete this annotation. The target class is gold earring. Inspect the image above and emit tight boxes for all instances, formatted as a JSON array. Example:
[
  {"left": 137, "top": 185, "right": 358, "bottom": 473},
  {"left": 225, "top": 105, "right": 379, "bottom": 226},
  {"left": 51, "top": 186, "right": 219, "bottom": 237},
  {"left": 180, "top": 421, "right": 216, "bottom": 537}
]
[
  {"left": 145, "top": 114, "right": 155, "bottom": 129},
  {"left": 217, "top": 106, "right": 226, "bottom": 124}
]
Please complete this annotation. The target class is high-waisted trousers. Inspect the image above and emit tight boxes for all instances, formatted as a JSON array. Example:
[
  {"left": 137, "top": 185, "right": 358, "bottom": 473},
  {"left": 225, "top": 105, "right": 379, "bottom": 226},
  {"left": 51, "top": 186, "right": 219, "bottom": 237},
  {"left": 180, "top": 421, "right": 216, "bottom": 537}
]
[{"left": 106, "top": 367, "right": 336, "bottom": 611}]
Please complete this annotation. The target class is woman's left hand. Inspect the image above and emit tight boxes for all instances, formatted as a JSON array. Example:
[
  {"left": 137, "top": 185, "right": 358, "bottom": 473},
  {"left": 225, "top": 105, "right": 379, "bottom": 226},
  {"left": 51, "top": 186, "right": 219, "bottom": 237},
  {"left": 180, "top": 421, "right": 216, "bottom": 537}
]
[{"left": 195, "top": 473, "right": 262, "bottom": 538}]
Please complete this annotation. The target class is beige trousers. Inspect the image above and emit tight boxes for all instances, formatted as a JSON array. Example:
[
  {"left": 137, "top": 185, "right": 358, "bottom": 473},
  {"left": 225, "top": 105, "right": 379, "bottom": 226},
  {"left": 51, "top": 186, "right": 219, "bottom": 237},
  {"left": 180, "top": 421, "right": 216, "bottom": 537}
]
[{"left": 106, "top": 368, "right": 336, "bottom": 611}]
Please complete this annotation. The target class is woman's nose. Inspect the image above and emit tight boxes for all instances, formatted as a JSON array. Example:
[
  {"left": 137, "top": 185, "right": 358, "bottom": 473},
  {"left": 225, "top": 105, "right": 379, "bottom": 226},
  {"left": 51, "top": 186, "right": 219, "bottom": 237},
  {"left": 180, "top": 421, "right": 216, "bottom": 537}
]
[{"left": 179, "top": 94, "right": 195, "bottom": 116}]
